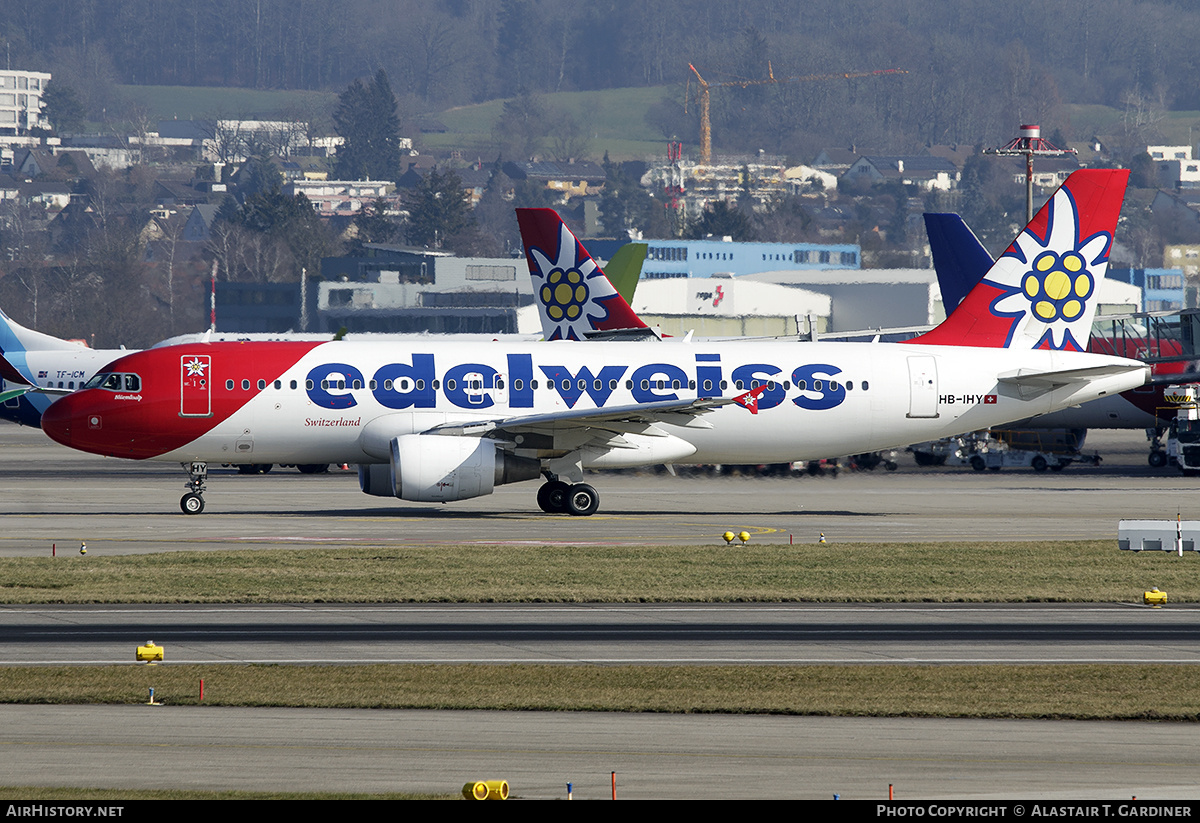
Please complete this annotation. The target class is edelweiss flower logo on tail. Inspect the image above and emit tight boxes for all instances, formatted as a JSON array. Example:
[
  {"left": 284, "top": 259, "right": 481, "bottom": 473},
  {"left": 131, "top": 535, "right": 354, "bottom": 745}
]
[
  {"left": 985, "top": 183, "right": 1114, "bottom": 351},
  {"left": 525, "top": 220, "right": 626, "bottom": 341}
]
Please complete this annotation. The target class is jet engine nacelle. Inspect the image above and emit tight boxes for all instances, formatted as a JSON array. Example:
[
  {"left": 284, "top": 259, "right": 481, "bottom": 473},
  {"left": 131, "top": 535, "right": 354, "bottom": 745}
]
[{"left": 359, "top": 434, "right": 540, "bottom": 502}]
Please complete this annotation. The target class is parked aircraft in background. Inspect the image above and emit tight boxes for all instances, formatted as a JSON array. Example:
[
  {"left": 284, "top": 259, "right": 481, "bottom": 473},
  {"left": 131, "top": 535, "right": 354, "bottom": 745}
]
[
  {"left": 924, "top": 211, "right": 1175, "bottom": 439},
  {"left": 0, "top": 307, "right": 126, "bottom": 428},
  {"left": 40, "top": 170, "right": 1147, "bottom": 515},
  {"left": 516, "top": 207, "right": 655, "bottom": 342}
]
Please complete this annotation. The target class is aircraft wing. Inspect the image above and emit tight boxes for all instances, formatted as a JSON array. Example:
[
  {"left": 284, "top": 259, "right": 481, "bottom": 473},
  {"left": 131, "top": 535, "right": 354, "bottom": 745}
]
[
  {"left": 423, "top": 395, "right": 739, "bottom": 438},
  {"left": 0, "top": 352, "right": 73, "bottom": 402},
  {"left": 0, "top": 385, "right": 72, "bottom": 403}
]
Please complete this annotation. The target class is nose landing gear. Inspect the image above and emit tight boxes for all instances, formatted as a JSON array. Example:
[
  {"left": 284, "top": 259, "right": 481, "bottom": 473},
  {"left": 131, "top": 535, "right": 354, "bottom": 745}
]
[{"left": 180, "top": 462, "right": 208, "bottom": 514}]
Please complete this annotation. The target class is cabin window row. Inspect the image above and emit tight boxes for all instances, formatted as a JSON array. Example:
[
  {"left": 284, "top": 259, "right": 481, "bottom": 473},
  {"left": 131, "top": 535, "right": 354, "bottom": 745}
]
[{"left": 218, "top": 377, "right": 869, "bottom": 393}]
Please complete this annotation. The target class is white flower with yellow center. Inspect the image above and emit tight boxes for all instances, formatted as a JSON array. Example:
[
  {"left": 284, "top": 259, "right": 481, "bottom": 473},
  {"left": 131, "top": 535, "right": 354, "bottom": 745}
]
[
  {"left": 984, "top": 184, "right": 1112, "bottom": 350},
  {"left": 526, "top": 221, "right": 621, "bottom": 340}
]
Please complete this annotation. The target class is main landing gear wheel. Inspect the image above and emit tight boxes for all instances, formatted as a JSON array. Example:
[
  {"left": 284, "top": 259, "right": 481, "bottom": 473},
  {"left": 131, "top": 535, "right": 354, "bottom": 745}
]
[
  {"left": 537, "top": 480, "right": 571, "bottom": 513},
  {"left": 180, "top": 493, "right": 204, "bottom": 514},
  {"left": 566, "top": 483, "right": 600, "bottom": 517}
]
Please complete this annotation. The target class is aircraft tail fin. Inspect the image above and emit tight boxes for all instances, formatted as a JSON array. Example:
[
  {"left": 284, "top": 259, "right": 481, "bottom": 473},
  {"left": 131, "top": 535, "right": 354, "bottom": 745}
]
[
  {"left": 0, "top": 305, "right": 86, "bottom": 358},
  {"left": 516, "top": 208, "right": 649, "bottom": 341},
  {"left": 924, "top": 212, "right": 994, "bottom": 315},
  {"left": 602, "top": 242, "right": 648, "bottom": 305},
  {"left": 0, "top": 351, "right": 31, "bottom": 386},
  {"left": 908, "top": 169, "right": 1128, "bottom": 351}
]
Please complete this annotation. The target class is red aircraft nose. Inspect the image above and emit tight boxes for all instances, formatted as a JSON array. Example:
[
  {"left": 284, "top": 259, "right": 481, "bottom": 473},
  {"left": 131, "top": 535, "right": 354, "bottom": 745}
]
[
  {"left": 42, "top": 389, "right": 156, "bottom": 459},
  {"left": 43, "top": 390, "right": 125, "bottom": 456},
  {"left": 40, "top": 393, "right": 77, "bottom": 449}
]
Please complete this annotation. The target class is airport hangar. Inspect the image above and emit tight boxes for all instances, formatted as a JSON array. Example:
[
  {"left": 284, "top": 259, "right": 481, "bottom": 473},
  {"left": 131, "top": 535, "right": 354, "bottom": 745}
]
[{"left": 211, "top": 237, "right": 1142, "bottom": 339}]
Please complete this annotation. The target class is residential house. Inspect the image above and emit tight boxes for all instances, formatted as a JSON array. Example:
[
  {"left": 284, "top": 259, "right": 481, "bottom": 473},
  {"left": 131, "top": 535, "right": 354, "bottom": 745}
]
[
  {"left": 283, "top": 179, "right": 399, "bottom": 217},
  {"left": 1001, "top": 155, "right": 1080, "bottom": 189},
  {"left": 502, "top": 160, "right": 607, "bottom": 201},
  {"left": 841, "top": 155, "right": 960, "bottom": 191},
  {"left": 13, "top": 148, "right": 97, "bottom": 182},
  {"left": 1148, "top": 145, "right": 1200, "bottom": 189}
]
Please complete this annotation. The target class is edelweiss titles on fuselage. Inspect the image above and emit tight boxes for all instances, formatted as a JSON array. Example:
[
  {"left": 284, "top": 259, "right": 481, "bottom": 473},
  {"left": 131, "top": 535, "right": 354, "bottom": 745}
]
[{"left": 304, "top": 353, "right": 848, "bottom": 412}]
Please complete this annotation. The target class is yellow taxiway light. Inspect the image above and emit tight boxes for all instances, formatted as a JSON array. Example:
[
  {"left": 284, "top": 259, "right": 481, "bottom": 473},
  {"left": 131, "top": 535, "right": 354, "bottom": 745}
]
[
  {"left": 136, "top": 641, "right": 163, "bottom": 663},
  {"left": 462, "top": 780, "right": 509, "bottom": 800}
]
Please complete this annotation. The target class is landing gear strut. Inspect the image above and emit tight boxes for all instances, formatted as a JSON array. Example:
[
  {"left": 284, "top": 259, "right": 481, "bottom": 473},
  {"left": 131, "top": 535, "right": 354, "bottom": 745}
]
[
  {"left": 181, "top": 462, "right": 207, "bottom": 514},
  {"left": 536, "top": 473, "right": 600, "bottom": 516},
  {"left": 1148, "top": 426, "right": 1168, "bottom": 468}
]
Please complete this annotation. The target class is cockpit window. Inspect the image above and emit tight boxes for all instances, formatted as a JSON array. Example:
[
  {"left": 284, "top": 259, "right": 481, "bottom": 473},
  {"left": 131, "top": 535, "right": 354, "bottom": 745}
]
[{"left": 84, "top": 372, "right": 141, "bottom": 392}]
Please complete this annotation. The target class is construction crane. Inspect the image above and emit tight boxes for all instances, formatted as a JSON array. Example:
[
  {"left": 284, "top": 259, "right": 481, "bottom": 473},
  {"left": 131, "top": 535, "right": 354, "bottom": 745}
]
[{"left": 687, "top": 63, "right": 908, "bottom": 165}]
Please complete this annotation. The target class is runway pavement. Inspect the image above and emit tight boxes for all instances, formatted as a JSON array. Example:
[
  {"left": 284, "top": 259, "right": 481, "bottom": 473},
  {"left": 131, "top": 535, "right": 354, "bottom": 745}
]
[{"left": 3, "top": 602, "right": 1199, "bottom": 664}]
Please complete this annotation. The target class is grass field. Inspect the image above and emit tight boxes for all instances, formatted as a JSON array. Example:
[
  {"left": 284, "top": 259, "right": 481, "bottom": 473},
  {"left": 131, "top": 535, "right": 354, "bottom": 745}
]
[
  {"left": 0, "top": 540, "right": 1192, "bottom": 604},
  {"left": 426, "top": 85, "right": 678, "bottom": 161},
  {"left": 112, "top": 84, "right": 1200, "bottom": 166},
  {"left": 116, "top": 83, "right": 679, "bottom": 161},
  {"left": 1064, "top": 103, "right": 1200, "bottom": 148},
  {"left": 116, "top": 84, "right": 336, "bottom": 122},
  {"left": 1, "top": 663, "right": 1196, "bottom": 721},
  {"left": 3, "top": 541, "right": 1190, "bottom": 720}
]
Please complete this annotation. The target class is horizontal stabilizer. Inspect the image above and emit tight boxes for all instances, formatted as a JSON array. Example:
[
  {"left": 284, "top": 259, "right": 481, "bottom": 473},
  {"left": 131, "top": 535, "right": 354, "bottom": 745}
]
[
  {"left": 0, "top": 384, "right": 71, "bottom": 403},
  {"left": 998, "top": 362, "right": 1149, "bottom": 399},
  {"left": 582, "top": 327, "right": 662, "bottom": 342}
]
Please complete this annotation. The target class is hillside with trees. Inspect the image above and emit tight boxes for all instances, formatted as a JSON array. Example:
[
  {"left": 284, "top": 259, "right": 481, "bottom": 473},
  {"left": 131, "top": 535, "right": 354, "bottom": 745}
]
[{"left": 6, "top": 0, "right": 1200, "bottom": 159}]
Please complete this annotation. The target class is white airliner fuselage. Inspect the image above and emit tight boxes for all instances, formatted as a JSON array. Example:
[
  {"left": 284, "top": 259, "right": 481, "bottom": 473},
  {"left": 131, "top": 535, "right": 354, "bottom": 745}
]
[
  {"left": 45, "top": 339, "right": 1146, "bottom": 468},
  {"left": 40, "top": 169, "right": 1149, "bottom": 515}
]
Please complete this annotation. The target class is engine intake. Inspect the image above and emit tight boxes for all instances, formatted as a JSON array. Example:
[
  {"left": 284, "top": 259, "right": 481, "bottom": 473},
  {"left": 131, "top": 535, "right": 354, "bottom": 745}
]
[{"left": 359, "top": 435, "right": 539, "bottom": 502}]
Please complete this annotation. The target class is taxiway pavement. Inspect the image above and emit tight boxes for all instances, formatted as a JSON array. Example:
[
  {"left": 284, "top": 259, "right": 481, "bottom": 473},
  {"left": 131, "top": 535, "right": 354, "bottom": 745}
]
[
  {"left": 2, "top": 706, "right": 1198, "bottom": 800},
  {"left": 0, "top": 426, "right": 1190, "bottom": 552}
]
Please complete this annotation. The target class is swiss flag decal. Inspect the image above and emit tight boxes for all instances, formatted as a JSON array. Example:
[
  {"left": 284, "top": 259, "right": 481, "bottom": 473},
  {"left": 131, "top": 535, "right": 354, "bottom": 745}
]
[{"left": 733, "top": 385, "right": 769, "bottom": 415}]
